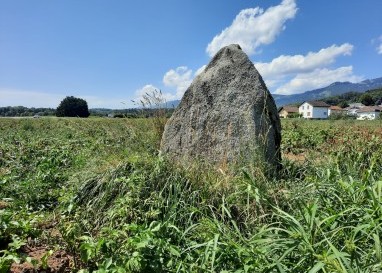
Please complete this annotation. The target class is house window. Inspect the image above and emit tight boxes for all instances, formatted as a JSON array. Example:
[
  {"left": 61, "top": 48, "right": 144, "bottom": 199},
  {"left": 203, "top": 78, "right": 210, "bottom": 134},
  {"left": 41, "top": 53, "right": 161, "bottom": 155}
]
[
  {"left": 302, "top": 106, "right": 304, "bottom": 110},
  {"left": 324, "top": 112, "right": 327, "bottom": 116},
  {"left": 307, "top": 112, "right": 311, "bottom": 117},
  {"left": 307, "top": 105, "right": 310, "bottom": 109}
]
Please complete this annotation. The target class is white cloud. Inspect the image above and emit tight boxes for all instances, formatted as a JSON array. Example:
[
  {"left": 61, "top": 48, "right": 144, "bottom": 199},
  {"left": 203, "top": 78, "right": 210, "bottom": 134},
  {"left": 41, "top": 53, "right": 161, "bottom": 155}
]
[
  {"left": 163, "top": 66, "right": 193, "bottom": 98},
  {"left": 195, "top": 65, "right": 207, "bottom": 76},
  {"left": 253, "top": 43, "right": 361, "bottom": 95},
  {"left": 274, "top": 66, "right": 363, "bottom": 95},
  {"left": 377, "top": 36, "right": 382, "bottom": 54},
  {"left": 134, "top": 84, "right": 179, "bottom": 105},
  {"left": 134, "top": 66, "right": 199, "bottom": 104},
  {"left": 206, "top": 0, "right": 297, "bottom": 57},
  {"left": 136, "top": 65, "right": 208, "bottom": 103},
  {"left": 135, "top": 84, "right": 159, "bottom": 98},
  {"left": 256, "top": 43, "right": 353, "bottom": 78}
]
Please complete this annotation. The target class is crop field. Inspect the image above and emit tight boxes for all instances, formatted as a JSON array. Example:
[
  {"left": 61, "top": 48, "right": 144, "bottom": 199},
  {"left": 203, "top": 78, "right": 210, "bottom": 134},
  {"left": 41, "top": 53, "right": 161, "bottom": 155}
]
[{"left": 1, "top": 117, "right": 382, "bottom": 272}]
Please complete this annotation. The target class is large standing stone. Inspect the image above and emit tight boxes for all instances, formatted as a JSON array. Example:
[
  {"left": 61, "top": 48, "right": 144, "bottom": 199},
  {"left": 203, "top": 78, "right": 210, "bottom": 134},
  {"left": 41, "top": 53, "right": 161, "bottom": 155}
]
[{"left": 161, "top": 44, "right": 281, "bottom": 169}]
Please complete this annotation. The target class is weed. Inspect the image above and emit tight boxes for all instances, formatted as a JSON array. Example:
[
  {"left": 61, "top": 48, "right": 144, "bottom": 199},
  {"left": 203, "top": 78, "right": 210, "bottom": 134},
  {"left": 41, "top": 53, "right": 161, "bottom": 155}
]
[{"left": 1, "top": 118, "right": 382, "bottom": 272}]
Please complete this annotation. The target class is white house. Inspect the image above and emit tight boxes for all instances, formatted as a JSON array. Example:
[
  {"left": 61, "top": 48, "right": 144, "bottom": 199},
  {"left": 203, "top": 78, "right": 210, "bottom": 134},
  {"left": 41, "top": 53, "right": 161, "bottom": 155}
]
[
  {"left": 356, "top": 106, "right": 381, "bottom": 120},
  {"left": 299, "top": 101, "right": 330, "bottom": 119}
]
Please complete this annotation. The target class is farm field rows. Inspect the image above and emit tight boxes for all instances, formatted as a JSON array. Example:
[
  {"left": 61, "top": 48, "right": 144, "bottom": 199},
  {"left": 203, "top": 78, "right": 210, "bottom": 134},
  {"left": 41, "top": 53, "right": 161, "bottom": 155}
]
[{"left": 1, "top": 118, "right": 382, "bottom": 272}]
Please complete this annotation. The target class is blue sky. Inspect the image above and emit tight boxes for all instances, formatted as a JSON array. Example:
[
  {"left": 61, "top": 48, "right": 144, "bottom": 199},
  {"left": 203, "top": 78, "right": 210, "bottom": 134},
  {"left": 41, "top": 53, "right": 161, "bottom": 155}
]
[{"left": 1, "top": 0, "right": 382, "bottom": 108}]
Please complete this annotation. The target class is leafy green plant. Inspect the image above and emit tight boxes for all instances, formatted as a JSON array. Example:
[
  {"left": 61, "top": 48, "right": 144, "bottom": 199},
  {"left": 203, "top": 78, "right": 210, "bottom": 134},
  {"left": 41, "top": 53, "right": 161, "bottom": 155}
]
[{"left": 1, "top": 117, "right": 382, "bottom": 272}]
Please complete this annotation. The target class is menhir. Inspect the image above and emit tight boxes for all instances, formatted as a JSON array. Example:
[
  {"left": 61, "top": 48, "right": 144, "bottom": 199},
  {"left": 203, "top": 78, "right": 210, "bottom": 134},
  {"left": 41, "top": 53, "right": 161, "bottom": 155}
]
[{"left": 161, "top": 44, "right": 281, "bottom": 170}]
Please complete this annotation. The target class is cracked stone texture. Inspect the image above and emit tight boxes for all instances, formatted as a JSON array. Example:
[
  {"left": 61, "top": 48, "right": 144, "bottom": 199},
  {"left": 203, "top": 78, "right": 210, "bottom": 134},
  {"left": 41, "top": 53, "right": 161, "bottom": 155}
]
[{"left": 161, "top": 44, "right": 281, "bottom": 169}]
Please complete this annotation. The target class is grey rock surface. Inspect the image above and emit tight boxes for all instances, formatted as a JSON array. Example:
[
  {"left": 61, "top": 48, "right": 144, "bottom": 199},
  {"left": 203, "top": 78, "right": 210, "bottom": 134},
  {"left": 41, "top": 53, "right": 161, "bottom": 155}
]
[{"left": 161, "top": 44, "right": 281, "bottom": 169}]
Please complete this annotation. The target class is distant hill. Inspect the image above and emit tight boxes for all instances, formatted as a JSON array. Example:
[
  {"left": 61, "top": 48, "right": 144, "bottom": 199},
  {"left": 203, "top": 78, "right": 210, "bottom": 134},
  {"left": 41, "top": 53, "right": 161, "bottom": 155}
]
[
  {"left": 162, "top": 100, "right": 181, "bottom": 108},
  {"left": 273, "top": 77, "right": 382, "bottom": 106},
  {"left": 161, "top": 77, "right": 382, "bottom": 109}
]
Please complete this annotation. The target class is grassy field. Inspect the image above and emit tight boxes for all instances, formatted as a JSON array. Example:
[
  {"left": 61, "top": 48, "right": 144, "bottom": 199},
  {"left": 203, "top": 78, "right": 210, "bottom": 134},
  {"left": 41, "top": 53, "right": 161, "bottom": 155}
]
[{"left": 1, "top": 117, "right": 381, "bottom": 272}]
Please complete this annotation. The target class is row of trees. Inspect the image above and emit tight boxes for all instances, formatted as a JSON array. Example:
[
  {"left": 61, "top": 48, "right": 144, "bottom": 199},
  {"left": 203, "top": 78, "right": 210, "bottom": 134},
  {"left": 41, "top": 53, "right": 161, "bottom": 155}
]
[
  {"left": 0, "top": 97, "right": 90, "bottom": 117},
  {"left": 0, "top": 96, "right": 174, "bottom": 118},
  {"left": 323, "top": 88, "right": 382, "bottom": 107},
  {"left": 0, "top": 106, "right": 55, "bottom": 117}
]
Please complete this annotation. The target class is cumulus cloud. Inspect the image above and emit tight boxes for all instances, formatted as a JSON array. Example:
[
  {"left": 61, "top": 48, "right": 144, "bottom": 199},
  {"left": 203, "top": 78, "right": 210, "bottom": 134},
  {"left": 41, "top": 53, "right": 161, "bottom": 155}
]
[
  {"left": 135, "top": 84, "right": 159, "bottom": 98},
  {"left": 274, "top": 66, "right": 363, "bottom": 95},
  {"left": 134, "top": 84, "right": 177, "bottom": 105},
  {"left": 163, "top": 66, "right": 193, "bottom": 98},
  {"left": 206, "top": 0, "right": 297, "bottom": 57},
  {"left": 256, "top": 43, "right": 353, "bottom": 78},
  {"left": 136, "top": 66, "right": 201, "bottom": 104},
  {"left": 253, "top": 43, "right": 361, "bottom": 95}
]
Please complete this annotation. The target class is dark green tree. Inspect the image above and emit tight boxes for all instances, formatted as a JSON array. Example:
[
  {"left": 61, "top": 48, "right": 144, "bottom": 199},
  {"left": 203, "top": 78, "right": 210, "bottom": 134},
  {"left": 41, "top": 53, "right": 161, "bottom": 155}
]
[
  {"left": 359, "top": 94, "right": 375, "bottom": 106},
  {"left": 56, "top": 96, "right": 90, "bottom": 117},
  {"left": 338, "top": 101, "right": 349, "bottom": 108}
]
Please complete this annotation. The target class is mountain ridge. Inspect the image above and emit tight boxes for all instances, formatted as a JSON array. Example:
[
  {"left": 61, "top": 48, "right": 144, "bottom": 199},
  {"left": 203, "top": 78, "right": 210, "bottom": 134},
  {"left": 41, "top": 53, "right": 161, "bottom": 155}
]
[
  {"left": 157, "top": 77, "right": 382, "bottom": 108},
  {"left": 273, "top": 77, "right": 382, "bottom": 106}
]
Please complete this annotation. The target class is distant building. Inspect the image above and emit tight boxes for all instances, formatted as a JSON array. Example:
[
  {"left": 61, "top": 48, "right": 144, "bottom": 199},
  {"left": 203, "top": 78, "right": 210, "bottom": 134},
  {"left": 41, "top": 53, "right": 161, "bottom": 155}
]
[
  {"left": 356, "top": 106, "right": 381, "bottom": 120},
  {"left": 349, "top": 103, "right": 365, "bottom": 108},
  {"left": 346, "top": 103, "right": 365, "bottom": 116},
  {"left": 278, "top": 106, "right": 299, "bottom": 118},
  {"left": 328, "top": 105, "right": 346, "bottom": 116},
  {"left": 299, "top": 101, "right": 330, "bottom": 119}
]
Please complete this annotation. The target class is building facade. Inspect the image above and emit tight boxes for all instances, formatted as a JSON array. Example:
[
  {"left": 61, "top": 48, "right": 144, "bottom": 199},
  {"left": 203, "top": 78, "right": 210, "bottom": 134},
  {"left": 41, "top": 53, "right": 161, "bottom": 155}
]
[
  {"left": 299, "top": 101, "right": 330, "bottom": 119},
  {"left": 356, "top": 106, "right": 381, "bottom": 120},
  {"left": 278, "top": 106, "right": 299, "bottom": 118}
]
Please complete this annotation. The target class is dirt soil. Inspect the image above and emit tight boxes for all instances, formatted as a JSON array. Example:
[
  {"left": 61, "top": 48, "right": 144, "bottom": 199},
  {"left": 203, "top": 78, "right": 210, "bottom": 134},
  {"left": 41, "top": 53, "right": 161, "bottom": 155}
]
[{"left": 10, "top": 245, "right": 73, "bottom": 273}]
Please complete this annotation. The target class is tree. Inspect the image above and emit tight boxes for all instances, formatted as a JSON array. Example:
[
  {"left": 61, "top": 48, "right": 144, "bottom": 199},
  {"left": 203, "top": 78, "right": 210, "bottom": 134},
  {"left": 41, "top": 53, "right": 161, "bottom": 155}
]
[
  {"left": 56, "top": 96, "right": 90, "bottom": 117},
  {"left": 360, "top": 94, "right": 375, "bottom": 106},
  {"left": 338, "top": 101, "right": 349, "bottom": 108}
]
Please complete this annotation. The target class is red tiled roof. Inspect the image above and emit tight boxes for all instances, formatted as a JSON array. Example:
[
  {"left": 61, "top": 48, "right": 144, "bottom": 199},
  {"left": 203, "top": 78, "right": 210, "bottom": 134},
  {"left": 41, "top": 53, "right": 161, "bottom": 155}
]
[{"left": 329, "top": 106, "right": 345, "bottom": 111}]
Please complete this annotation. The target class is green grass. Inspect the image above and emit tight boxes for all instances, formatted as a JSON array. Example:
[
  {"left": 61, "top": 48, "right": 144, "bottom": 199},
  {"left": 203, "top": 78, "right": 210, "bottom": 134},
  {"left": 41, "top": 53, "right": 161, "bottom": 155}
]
[{"left": 1, "top": 117, "right": 381, "bottom": 272}]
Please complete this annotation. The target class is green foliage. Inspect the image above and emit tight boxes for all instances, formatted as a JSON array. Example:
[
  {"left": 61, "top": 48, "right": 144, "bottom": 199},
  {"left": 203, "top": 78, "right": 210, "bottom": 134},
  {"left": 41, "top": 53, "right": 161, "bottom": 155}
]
[
  {"left": 56, "top": 96, "right": 90, "bottom": 117},
  {"left": 338, "top": 101, "right": 349, "bottom": 108},
  {"left": 0, "top": 106, "right": 55, "bottom": 117},
  {"left": 287, "top": 112, "right": 302, "bottom": 118},
  {"left": 1, "top": 118, "right": 382, "bottom": 272},
  {"left": 360, "top": 93, "right": 375, "bottom": 106},
  {"left": 323, "top": 88, "right": 382, "bottom": 107},
  {"left": 328, "top": 112, "right": 354, "bottom": 120}
]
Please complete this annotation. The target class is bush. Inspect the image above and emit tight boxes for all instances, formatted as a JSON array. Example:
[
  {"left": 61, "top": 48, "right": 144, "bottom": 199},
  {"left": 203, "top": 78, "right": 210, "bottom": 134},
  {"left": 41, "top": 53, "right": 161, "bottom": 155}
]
[
  {"left": 360, "top": 93, "right": 375, "bottom": 106},
  {"left": 288, "top": 112, "right": 302, "bottom": 118},
  {"left": 56, "top": 96, "right": 90, "bottom": 117},
  {"left": 328, "top": 112, "right": 354, "bottom": 120}
]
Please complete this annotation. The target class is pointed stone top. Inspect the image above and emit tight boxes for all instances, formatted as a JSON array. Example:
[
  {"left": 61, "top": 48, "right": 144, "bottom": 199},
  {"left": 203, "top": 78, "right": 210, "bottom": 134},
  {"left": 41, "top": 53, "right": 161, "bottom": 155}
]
[
  {"left": 205, "top": 44, "right": 249, "bottom": 72},
  {"left": 225, "top": 44, "right": 242, "bottom": 50}
]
